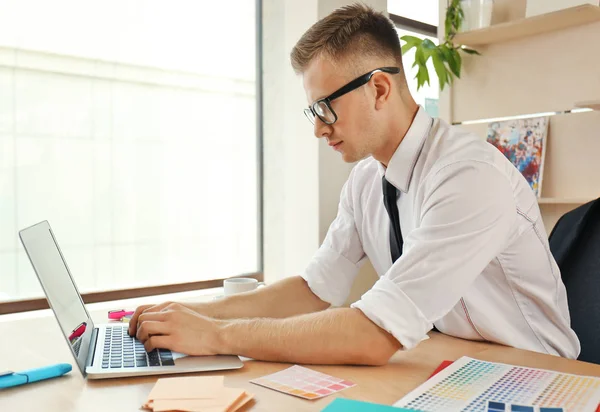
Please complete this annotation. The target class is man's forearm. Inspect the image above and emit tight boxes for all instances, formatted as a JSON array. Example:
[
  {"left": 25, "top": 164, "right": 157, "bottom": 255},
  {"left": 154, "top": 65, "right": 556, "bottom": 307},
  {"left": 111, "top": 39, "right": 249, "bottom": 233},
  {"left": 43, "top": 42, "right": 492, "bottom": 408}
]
[
  {"left": 217, "top": 307, "right": 401, "bottom": 365},
  {"left": 190, "top": 276, "right": 329, "bottom": 320}
]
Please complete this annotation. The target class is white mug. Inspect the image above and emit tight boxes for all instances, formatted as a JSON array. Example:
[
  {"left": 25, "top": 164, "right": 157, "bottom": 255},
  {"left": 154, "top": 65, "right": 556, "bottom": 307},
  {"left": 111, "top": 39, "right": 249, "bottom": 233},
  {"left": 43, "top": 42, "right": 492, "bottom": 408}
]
[{"left": 223, "top": 277, "right": 264, "bottom": 296}]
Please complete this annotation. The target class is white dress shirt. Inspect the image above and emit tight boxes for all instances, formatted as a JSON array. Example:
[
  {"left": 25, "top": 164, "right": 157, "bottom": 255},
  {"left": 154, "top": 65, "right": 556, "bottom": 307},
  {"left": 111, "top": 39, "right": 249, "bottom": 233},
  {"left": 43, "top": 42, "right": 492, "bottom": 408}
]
[{"left": 301, "top": 106, "right": 580, "bottom": 359}]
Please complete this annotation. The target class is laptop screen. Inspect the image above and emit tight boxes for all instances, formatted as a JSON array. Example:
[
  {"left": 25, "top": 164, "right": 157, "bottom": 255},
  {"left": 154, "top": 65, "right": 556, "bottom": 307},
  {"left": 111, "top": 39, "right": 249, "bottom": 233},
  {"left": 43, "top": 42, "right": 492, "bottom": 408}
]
[{"left": 19, "top": 221, "right": 95, "bottom": 376}]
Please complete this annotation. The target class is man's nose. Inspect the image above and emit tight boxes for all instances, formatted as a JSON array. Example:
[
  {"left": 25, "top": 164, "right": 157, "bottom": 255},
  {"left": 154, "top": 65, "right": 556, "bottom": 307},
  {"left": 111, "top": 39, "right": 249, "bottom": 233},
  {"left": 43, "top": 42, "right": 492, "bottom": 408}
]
[{"left": 314, "top": 117, "right": 332, "bottom": 139}]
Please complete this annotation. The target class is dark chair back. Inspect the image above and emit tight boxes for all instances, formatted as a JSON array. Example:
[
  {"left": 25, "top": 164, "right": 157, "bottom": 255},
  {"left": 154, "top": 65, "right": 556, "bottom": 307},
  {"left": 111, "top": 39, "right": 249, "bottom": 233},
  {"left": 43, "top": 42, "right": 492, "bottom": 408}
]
[{"left": 549, "top": 197, "right": 600, "bottom": 364}]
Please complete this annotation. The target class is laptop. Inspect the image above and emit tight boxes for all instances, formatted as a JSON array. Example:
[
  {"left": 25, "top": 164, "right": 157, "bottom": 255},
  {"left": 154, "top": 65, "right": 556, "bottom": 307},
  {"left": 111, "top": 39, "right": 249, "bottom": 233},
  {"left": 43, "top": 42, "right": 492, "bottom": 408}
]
[{"left": 19, "top": 220, "right": 243, "bottom": 379}]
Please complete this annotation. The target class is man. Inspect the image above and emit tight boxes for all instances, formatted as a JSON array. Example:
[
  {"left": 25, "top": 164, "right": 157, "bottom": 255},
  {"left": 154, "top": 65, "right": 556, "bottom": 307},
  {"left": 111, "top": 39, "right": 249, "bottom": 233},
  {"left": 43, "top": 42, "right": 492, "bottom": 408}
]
[{"left": 129, "top": 4, "right": 580, "bottom": 364}]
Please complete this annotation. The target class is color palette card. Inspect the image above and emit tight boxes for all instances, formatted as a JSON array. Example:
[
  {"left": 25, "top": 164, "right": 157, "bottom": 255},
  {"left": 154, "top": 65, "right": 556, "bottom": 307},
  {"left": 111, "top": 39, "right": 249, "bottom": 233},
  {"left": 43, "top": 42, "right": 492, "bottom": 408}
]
[
  {"left": 394, "top": 356, "right": 600, "bottom": 412},
  {"left": 487, "top": 400, "right": 565, "bottom": 412},
  {"left": 250, "top": 365, "right": 355, "bottom": 400}
]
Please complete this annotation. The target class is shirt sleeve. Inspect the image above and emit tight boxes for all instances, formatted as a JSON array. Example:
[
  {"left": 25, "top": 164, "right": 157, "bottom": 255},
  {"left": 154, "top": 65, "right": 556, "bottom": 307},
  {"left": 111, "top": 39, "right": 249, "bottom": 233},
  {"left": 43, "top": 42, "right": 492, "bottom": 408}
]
[
  {"left": 300, "top": 167, "right": 367, "bottom": 307},
  {"left": 351, "top": 161, "right": 516, "bottom": 350}
]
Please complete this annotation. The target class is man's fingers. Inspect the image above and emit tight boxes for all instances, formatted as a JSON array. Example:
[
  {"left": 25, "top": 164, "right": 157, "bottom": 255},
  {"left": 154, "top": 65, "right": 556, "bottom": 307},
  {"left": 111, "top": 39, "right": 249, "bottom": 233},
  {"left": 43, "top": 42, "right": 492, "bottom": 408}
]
[
  {"left": 128, "top": 305, "right": 153, "bottom": 336},
  {"left": 136, "top": 320, "right": 171, "bottom": 343},
  {"left": 144, "top": 335, "right": 173, "bottom": 353},
  {"left": 128, "top": 302, "right": 172, "bottom": 336},
  {"left": 138, "top": 311, "right": 171, "bottom": 324}
]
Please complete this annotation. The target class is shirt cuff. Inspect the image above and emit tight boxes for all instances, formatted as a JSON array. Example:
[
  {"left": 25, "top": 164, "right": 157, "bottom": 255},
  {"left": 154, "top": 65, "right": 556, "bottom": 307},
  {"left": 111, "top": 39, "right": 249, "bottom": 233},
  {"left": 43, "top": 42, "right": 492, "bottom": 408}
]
[
  {"left": 300, "top": 246, "right": 361, "bottom": 307},
  {"left": 351, "top": 276, "right": 433, "bottom": 350}
]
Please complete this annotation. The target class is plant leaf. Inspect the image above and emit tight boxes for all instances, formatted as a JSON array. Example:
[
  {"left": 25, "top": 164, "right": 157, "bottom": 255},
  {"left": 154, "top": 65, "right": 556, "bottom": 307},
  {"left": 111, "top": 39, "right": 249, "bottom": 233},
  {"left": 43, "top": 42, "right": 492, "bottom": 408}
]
[
  {"left": 414, "top": 46, "right": 427, "bottom": 67},
  {"left": 444, "top": 8, "right": 454, "bottom": 39},
  {"left": 401, "top": 35, "right": 423, "bottom": 46},
  {"left": 402, "top": 43, "right": 415, "bottom": 55},
  {"left": 461, "top": 47, "right": 481, "bottom": 55},
  {"left": 445, "top": 0, "right": 464, "bottom": 40},
  {"left": 421, "top": 39, "right": 437, "bottom": 52},
  {"left": 439, "top": 44, "right": 459, "bottom": 80},
  {"left": 447, "top": 47, "right": 462, "bottom": 78},
  {"left": 439, "top": 44, "right": 451, "bottom": 59},
  {"left": 453, "top": 48, "right": 462, "bottom": 76},
  {"left": 431, "top": 49, "right": 449, "bottom": 91},
  {"left": 439, "top": 45, "right": 458, "bottom": 80},
  {"left": 400, "top": 35, "right": 423, "bottom": 55},
  {"left": 415, "top": 64, "right": 430, "bottom": 91},
  {"left": 423, "top": 66, "right": 431, "bottom": 86},
  {"left": 415, "top": 70, "right": 424, "bottom": 90}
]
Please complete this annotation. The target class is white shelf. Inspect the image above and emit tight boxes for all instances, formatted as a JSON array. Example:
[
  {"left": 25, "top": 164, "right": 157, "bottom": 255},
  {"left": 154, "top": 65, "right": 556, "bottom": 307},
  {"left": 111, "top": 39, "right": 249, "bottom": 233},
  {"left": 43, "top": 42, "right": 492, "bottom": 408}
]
[
  {"left": 575, "top": 100, "right": 600, "bottom": 111},
  {"left": 453, "top": 5, "right": 600, "bottom": 46},
  {"left": 537, "top": 197, "right": 596, "bottom": 205}
]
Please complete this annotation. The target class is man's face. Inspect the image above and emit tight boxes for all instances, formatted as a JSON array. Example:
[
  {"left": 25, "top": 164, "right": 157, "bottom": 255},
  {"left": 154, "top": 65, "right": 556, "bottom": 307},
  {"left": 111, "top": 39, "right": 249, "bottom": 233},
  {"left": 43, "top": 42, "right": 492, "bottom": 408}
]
[{"left": 302, "top": 56, "right": 381, "bottom": 163}]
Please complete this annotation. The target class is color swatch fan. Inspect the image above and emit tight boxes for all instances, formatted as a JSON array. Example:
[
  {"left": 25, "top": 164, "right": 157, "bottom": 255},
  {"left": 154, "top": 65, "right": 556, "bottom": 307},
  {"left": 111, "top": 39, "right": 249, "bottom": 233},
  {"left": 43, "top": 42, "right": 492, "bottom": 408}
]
[{"left": 394, "top": 357, "right": 600, "bottom": 412}]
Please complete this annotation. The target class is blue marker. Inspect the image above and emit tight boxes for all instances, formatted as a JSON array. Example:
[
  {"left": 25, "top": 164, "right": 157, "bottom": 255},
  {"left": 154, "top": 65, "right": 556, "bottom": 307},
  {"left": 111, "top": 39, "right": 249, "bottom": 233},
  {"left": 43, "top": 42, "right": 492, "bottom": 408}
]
[{"left": 0, "top": 363, "right": 72, "bottom": 389}]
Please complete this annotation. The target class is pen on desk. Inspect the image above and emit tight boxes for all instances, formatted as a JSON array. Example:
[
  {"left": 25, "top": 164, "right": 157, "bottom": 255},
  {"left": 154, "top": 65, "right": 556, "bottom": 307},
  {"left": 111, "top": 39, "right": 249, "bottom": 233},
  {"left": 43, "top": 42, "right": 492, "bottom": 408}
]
[
  {"left": 108, "top": 309, "right": 135, "bottom": 320},
  {"left": 0, "top": 363, "right": 72, "bottom": 389}
]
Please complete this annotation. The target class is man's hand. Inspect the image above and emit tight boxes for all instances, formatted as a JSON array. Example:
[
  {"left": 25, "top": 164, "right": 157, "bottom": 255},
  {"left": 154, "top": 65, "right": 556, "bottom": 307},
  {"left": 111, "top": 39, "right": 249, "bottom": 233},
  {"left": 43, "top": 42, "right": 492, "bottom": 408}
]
[
  {"left": 134, "top": 305, "right": 224, "bottom": 355},
  {"left": 128, "top": 301, "right": 187, "bottom": 337}
]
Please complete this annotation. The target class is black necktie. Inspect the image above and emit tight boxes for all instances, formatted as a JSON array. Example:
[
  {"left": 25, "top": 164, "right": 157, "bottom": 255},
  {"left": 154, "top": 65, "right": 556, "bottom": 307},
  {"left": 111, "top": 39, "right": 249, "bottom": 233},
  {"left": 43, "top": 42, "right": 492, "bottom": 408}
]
[{"left": 382, "top": 176, "right": 403, "bottom": 263}]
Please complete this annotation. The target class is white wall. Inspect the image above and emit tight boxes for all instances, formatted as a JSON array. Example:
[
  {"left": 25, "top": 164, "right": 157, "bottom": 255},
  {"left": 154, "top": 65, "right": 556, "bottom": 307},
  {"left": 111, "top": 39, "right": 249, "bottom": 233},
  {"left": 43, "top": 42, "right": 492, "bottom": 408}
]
[
  {"left": 262, "top": 0, "right": 386, "bottom": 302},
  {"left": 262, "top": 0, "right": 320, "bottom": 282}
]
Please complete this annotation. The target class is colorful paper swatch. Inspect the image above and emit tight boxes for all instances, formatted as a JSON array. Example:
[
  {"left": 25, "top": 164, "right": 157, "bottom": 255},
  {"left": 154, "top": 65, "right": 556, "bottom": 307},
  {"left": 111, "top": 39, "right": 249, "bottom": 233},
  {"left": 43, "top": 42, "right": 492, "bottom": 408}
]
[
  {"left": 394, "top": 357, "right": 600, "bottom": 412},
  {"left": 487, "top": 400, "right": 565, "bottom": 412},
  {"left": 250, "top": 365, "right": 355, "bottom": 400}
]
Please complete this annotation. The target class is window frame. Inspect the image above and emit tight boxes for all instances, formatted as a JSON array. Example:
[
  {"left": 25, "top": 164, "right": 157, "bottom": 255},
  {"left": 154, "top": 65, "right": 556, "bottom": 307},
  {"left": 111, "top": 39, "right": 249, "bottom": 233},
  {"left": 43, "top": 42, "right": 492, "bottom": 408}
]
[{"left": 389, "top": 13, "right": 437, "bottom": 37}]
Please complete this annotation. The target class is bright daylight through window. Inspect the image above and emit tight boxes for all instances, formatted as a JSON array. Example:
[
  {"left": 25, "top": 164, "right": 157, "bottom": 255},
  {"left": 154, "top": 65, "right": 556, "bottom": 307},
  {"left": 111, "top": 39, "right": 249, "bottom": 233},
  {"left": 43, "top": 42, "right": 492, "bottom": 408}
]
[
  {"left": 388, "top": 0, "right": 440, "bottom": 117},
  {"left": 0, "top": 0, "right": 259, "bottom": 304}
]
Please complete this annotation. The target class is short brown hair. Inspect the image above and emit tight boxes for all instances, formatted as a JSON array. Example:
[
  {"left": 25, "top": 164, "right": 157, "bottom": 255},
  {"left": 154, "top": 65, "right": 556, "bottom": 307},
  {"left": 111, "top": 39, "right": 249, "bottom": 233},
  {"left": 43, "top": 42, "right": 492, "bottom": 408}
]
[{"left": 290, "top": 3, "right": 404, "bottom": 75}]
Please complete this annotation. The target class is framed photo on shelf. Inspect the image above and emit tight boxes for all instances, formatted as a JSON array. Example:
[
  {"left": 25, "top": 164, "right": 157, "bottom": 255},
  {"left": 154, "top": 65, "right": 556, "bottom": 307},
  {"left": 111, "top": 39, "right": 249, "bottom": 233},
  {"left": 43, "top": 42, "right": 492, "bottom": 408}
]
[{"left": 486, "top": 116, "right": 549, "bottom": 197}]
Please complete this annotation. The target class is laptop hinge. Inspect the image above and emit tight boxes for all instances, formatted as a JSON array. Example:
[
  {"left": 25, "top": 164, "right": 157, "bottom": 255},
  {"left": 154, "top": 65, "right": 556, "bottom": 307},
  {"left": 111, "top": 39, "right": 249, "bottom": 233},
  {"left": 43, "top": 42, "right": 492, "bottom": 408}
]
[{"left": 86, "top": 327, "right": 99, "bottom": 369}]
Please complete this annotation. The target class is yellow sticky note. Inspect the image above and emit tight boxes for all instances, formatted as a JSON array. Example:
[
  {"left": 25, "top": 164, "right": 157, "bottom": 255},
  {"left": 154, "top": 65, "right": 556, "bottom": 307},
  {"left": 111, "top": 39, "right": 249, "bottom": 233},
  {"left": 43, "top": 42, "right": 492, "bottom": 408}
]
[
  {"left": 147, "top": 376, "right": 225, "bottom": 401},
  {"left": 151, "top": 388, "right": 245, "bottom": 412},
  {"left": 227, "top": 391, "right": 254, "bottom": 412}
]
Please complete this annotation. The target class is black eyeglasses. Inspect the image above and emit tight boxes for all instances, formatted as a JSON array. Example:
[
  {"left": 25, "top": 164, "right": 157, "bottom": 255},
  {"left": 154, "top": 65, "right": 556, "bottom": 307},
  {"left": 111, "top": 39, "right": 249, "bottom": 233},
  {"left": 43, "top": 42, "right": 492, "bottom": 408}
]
[{"left": 304, "top": 66, "right": 400, "bottom": 125}]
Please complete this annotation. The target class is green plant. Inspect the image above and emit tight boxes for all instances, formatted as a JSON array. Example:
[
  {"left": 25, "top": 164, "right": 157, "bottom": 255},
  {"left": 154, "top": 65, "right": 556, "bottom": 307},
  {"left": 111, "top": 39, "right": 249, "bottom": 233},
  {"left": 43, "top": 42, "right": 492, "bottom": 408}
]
[{"left": 400, "top": 0, "right": 481, "bottom": 91}]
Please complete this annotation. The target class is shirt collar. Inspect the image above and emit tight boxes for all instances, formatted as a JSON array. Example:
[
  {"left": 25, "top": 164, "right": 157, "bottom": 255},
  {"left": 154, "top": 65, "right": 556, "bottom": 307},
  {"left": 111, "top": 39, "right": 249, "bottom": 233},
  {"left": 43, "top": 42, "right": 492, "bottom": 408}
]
[{"left": 377, "top": 106, "right": 432, "bottom": 193}]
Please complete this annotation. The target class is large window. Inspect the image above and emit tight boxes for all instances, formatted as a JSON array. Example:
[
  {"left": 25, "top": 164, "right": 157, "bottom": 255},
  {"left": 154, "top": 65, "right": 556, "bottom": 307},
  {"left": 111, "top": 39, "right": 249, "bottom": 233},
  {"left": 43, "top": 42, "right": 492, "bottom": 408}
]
[
  {"left": 388, "top": 0, "right": 440, "bottom": 117},
  {"left": 0, "top": 0, "right": 260, "bottom": 309},
  {"left": 388, "top": 0, "right": 439, "bottom": 26}
]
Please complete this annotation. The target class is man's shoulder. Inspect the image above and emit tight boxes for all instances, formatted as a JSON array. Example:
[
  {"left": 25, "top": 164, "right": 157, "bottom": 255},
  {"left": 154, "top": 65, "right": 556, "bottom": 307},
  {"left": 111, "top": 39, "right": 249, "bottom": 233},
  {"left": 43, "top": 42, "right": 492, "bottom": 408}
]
[{"left": 426, "top": 120, "right": 510, "bottom": 176}]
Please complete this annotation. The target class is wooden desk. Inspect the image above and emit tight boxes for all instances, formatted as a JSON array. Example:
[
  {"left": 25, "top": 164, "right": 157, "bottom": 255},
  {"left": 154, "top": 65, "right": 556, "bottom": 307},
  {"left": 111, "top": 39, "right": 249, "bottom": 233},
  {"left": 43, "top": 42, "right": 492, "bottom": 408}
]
[{"left": 1, "top": 306, "right": 600, "bottom": 412}]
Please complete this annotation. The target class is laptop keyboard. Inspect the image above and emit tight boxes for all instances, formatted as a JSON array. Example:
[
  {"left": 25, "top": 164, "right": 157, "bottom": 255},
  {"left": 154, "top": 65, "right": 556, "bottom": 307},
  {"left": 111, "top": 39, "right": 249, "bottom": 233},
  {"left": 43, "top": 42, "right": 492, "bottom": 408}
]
[{"left": 100, "top": 325, "right": 175, "bottom": 369}]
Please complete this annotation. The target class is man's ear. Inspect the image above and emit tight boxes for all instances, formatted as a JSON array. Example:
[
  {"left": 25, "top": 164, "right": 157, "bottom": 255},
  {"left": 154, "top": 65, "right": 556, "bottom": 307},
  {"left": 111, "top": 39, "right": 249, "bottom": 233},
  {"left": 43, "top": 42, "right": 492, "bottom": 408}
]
[{"left": 372, "top": 72, "right": 393, "bottom": 110}]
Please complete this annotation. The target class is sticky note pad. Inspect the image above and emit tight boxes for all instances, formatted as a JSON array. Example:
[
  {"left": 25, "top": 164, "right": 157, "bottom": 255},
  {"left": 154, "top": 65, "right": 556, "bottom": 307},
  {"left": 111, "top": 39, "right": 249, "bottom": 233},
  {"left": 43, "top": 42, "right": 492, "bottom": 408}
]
[
  {"left": 250, "top": 365, "right": 355, "bottom": 400},
  {"left": 151, "top": 388, "right": 244, "bottom": 412},
  {"left": 148, "top": 376, "right": 225, "bottom": 400},
  {"left": 322, "top": 398, "right": 417, "bottom": 411},
  {"left": 143, "top": 376, "right": 253, "bottom": 412}
]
